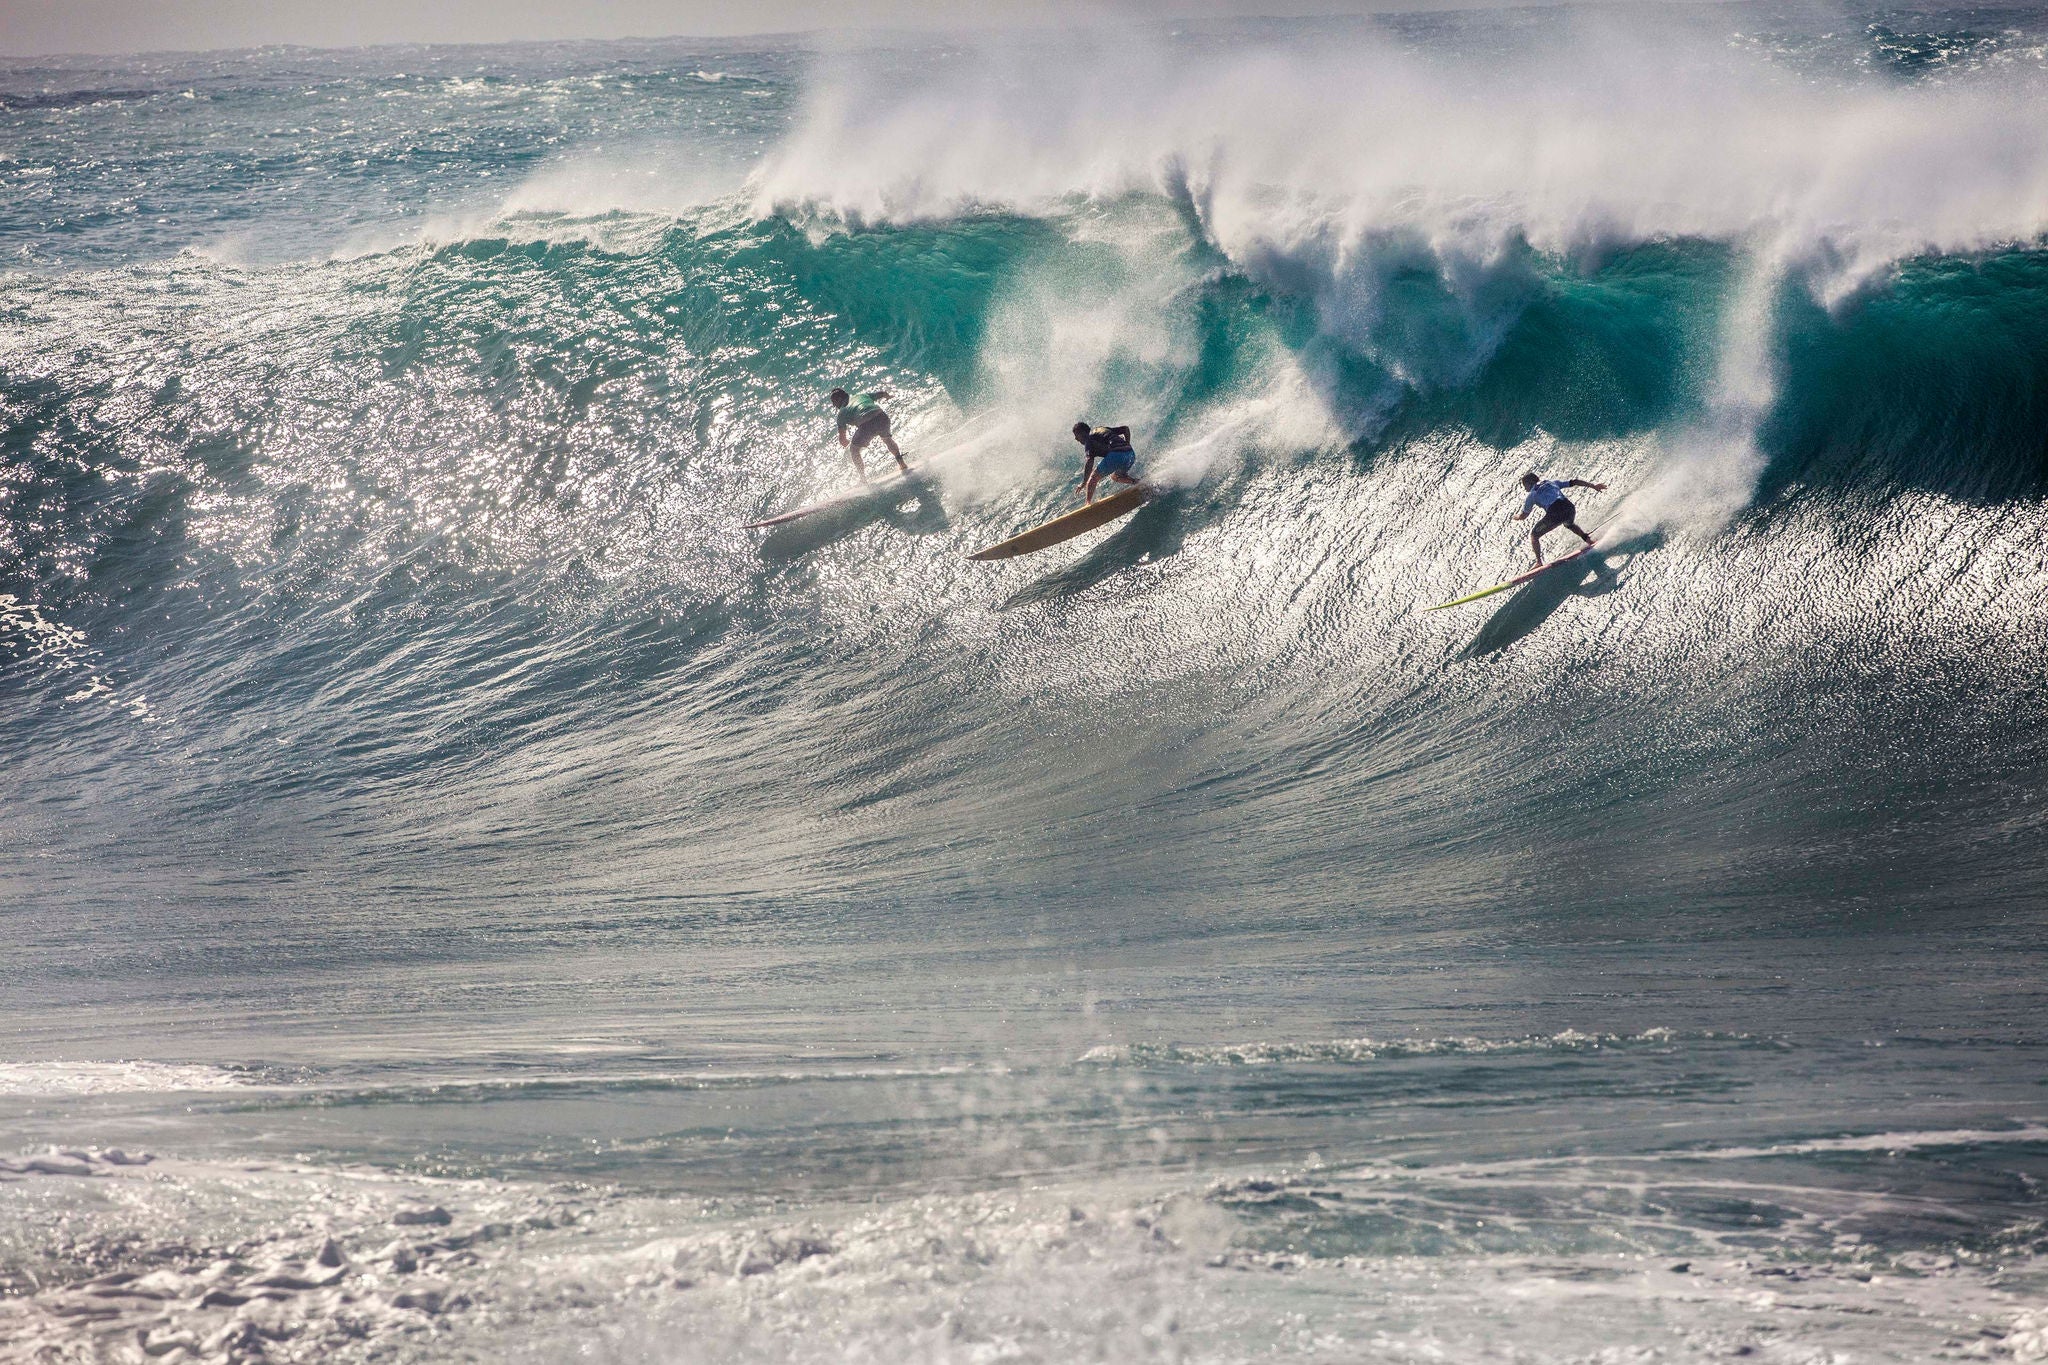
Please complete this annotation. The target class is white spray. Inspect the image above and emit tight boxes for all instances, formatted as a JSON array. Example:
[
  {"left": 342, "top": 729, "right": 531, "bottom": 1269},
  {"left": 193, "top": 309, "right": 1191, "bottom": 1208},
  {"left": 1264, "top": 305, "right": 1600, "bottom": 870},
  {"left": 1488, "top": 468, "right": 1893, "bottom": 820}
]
[{"left": 751, "top": 16, "right": 2048, "bottom": 522}]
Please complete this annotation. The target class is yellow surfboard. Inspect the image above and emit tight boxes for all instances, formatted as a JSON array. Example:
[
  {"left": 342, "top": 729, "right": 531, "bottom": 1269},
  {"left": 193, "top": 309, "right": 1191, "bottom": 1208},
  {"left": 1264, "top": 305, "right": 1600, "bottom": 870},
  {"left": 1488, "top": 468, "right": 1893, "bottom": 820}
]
[
  {"left": 967, "top": 484, "right": 1154, "bottom": 560},
  {"left": 1423, "top": 541, "right": 1596, "bottom": 611}
]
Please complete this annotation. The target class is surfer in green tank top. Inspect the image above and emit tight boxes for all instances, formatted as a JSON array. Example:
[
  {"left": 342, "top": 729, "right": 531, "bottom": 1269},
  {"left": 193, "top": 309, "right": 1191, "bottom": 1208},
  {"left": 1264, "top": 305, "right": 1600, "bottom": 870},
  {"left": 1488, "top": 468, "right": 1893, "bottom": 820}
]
[{"left": 829, "top": 387, "right": 909, "bottom": 481}]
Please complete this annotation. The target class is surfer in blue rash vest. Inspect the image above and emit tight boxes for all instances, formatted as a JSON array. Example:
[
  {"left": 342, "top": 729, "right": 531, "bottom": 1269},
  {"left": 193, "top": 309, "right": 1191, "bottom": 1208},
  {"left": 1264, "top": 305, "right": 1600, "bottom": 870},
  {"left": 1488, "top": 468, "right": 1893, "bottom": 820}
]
[
  {"left": 1512, "top": 470, "right": 1606, "bottom": 565},
  {"left": 1072, "top": 421, "right": 1139, "bottom": 505},
  {"left": 830, "top": 387, "right": 910, "bottom": 481}
]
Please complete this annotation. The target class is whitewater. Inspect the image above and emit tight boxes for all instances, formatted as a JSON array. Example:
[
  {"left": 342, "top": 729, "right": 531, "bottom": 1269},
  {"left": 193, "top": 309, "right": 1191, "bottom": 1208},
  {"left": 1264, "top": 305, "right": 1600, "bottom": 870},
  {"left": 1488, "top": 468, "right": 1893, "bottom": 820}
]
[{"left": 4, "top": 3, "right": 2048, "bottom": 1360}]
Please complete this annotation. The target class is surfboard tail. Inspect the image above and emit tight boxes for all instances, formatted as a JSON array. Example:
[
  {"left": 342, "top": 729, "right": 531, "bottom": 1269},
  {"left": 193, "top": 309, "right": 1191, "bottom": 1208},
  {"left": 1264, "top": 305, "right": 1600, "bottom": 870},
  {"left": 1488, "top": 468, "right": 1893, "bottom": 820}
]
[
  {"left": 1422, "top": 539, "right": 1597, "bottom": 612},
  {"left": 743, "top": 463, "right": 929, "bottom": 529},
  {"left": 967, "top": 484, "right": 1154, "bottom": 560}
]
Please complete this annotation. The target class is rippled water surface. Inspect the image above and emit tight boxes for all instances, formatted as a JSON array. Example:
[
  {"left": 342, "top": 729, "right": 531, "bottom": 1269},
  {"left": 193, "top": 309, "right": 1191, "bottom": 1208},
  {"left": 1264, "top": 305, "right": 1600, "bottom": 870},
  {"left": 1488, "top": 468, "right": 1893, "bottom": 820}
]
[{"left": 5, "top": 5, "right": 2048, "bottom": 1360}]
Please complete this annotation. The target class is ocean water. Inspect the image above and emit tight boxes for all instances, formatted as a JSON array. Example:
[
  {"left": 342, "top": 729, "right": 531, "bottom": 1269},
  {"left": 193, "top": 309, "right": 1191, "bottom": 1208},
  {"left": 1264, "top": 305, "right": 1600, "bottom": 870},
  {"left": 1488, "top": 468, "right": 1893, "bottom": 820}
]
[{"left": 5, "top": 5, "right": 2048, "bottom": 1360}]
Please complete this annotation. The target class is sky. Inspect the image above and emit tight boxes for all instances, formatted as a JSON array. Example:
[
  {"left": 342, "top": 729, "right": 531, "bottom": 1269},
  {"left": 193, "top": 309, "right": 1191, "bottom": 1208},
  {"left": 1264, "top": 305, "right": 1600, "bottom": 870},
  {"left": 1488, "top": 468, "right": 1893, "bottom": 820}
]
[{"left": 5, "top": 0, "right": 1524, "bottom": 57}]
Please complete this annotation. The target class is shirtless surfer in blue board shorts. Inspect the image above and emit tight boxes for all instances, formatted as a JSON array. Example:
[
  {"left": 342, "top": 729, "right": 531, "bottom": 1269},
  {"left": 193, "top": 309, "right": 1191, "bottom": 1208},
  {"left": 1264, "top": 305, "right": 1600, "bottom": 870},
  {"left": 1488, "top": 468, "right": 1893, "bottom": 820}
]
[
  {"left": 830, "top": 387, "right": 910, "bottom": 481},
  {"left": 1072, "top": 421, "right": 1139, "bottom": 504},
  {"left": 1512, "top": 471, "right": 1607, "bottom": 565}
]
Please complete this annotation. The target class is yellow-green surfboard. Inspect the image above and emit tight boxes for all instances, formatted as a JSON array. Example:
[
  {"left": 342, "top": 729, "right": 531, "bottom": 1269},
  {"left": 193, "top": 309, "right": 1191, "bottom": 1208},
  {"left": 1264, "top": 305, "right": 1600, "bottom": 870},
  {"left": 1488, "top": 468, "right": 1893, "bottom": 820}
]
[{"left": 1423, "top": 541, "right": 1596, "bottom": 612}]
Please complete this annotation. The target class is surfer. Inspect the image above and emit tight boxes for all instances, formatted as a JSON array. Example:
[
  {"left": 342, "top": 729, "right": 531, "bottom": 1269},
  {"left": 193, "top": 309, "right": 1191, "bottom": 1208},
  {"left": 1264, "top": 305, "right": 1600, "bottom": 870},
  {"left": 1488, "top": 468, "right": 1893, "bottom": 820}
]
[
  {"left": 1512, "top": 471, "right": 1606, "bottom": 565},
  {"left": 830, "top": 388, "right": 909, "bottom": 481},
  {"left": 1072, "top": 421, "right": 1139, "bottom": 505}
]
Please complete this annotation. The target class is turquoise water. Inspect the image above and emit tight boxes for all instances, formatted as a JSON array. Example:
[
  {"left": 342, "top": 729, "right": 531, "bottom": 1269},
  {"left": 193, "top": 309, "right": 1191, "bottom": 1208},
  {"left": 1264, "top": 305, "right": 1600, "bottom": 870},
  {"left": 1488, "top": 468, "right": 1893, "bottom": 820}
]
[{"left": 5, "top": 7, "right": 2048, "bottom": 1360}]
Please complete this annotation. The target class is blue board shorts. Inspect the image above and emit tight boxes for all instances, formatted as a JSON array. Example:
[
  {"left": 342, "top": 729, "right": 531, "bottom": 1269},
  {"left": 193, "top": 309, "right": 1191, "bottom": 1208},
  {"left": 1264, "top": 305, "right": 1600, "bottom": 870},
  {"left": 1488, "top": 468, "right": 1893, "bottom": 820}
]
[{"left": 1095, "top": 449, "right": 1136, "bottom": 479}]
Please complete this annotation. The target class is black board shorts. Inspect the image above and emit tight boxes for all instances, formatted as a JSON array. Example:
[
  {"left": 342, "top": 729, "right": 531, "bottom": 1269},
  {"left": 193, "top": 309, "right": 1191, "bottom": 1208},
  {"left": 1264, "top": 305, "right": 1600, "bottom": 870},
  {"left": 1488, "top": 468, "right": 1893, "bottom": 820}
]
[
  {"left": 847, "top": 412, "right": 892, "bottom": 451},
  {"left": 1534, "top": 496, "right": 1577, "bottom": 533}
]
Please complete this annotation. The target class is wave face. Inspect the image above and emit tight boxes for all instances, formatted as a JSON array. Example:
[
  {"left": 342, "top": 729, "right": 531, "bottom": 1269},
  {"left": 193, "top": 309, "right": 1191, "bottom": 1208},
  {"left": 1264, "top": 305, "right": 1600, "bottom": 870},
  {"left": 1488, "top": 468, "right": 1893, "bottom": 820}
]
[{"left": 5, "top": 7, "right": 2048, "bottom": 1362}]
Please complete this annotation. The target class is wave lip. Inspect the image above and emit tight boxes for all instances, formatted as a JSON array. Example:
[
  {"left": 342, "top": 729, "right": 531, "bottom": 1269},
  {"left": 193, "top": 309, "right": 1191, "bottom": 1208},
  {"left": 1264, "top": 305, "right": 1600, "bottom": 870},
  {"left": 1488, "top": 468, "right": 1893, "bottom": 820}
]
[
  {"left": 1076, "top": 1027, "right": 1749, "bottom": 1067},
  {"left": 0, "top": 1061, "right": 253, "bottom": 1096}
]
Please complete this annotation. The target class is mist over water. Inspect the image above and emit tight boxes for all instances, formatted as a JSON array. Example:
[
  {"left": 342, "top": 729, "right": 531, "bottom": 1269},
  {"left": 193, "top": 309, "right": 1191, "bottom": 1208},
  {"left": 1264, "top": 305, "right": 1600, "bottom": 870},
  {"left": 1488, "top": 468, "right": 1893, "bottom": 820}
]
[{"left": 4, "top": 5, "right": 2048, "bottom": 1361}]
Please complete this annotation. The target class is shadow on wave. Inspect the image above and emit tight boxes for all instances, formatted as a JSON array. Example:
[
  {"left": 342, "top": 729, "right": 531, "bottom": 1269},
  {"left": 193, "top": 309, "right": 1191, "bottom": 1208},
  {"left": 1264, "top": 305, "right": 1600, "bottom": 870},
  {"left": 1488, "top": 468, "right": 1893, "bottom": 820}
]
[
  {"left": 1458, "top": 533, "right": 1660, "bottom": 659},
  {"left": 995, "top": 494, "right": 1189, "bottom": 608},
  {"left": 757, "top": 479, "right": 949, "bottom": 563}
]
